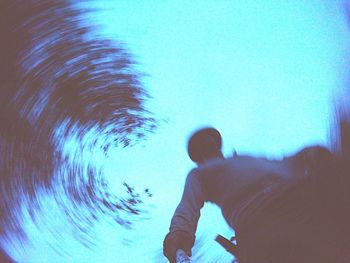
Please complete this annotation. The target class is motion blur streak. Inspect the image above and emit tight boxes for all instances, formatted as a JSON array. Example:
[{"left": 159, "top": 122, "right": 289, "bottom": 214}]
[{"left": 0, "top": 0, "right": 156, "bottom": 260}]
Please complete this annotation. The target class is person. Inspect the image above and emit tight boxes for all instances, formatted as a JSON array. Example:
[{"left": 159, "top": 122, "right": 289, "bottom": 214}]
[{"left": 162, "top": 127, "right": 344, "bottom": 263}]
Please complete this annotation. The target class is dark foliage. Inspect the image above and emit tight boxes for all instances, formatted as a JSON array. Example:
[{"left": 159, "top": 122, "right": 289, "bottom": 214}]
[{"left": 0, "top": 0, "right": 156, "bottom": 247}]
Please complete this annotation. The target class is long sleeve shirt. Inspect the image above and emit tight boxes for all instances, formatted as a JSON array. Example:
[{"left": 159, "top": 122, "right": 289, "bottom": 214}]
[{"left": 169, "top": 154, "right": 299, "bottom": 239}]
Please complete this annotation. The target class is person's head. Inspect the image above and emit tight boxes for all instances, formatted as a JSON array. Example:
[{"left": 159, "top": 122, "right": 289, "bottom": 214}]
[{"left": 187, "top": 127, "right": 223, "bottom": 165}]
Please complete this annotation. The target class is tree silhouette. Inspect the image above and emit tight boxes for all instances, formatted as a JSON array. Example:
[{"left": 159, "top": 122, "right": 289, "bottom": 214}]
[{"left": 0, "top": 0, "right": 156, "bottom": 249}]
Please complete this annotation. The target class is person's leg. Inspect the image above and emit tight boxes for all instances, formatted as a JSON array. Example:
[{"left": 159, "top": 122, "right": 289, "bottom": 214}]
[{"left": 234, "top": 181, "right": 337, "bottom": 263}]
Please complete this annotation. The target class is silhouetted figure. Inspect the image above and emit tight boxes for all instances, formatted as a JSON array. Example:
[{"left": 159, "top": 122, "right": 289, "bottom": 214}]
[{"left": 163, "top": 127, "right": 349, "bottom": 263}]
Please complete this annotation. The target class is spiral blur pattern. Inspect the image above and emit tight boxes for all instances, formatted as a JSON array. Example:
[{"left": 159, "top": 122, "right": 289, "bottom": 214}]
[{"left": 0, "top": 0, "right": 156, "bottom": 259}]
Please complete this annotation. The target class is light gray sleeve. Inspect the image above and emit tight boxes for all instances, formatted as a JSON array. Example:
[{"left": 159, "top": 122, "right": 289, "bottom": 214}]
[{"left": 169, "top": 169, "right": 206, "bottom": 237}]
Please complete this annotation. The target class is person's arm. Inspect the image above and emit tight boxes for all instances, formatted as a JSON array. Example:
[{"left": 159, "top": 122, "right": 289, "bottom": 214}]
[{"left": 163, "top": 169, "right": 205, "bottom": 262}]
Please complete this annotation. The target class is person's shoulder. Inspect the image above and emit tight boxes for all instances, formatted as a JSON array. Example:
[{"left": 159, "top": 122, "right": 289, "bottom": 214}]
[
  {"left": 289, "top": 145, "right": 332, "bottom": 161},
  {"left": 226, "top": 154, "right": 267, "bottom": 163},
  {"left": 188, "top": 167, "right": 199, "bottom": 176},
  {"left": 186, "top": 167, "right": 203, "bottom": 180},
  {"left": 197, "top": 157, "right": 227, "bottom": 170},
  {"left": 190, "top": 154, "right": 267, "bottom": 174},
  {"left": 184, "top": 167, "right": 205, "bottom": 186},
  {"left": 195, "top": 156, "right": 242, "bottom": 175},
  {"left": 283, "top": 145, "right": 333, "bottom": 170}
]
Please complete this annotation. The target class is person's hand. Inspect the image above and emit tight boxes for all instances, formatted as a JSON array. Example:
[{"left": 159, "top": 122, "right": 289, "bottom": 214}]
[{"left": 163, "top": 231, "right": 194, "bottom": 263}]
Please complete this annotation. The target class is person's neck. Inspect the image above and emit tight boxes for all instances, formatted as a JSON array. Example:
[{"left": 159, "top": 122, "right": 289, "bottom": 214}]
[{"left": 197, "top": 155, "right": 224, "bottom": 166}]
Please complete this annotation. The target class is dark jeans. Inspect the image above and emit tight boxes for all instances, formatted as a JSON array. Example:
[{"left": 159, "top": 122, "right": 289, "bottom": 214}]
[{"left": 235, "top": 178, "right": 350, "bottom": 263}]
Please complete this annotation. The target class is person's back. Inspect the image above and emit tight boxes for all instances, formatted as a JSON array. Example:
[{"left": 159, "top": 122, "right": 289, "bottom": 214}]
[
  {"left": 195, "top": 155, "right": 295, "bottom": 228},
  {"left": 197, "top": 155, "right": 290, "bottom": 204},
  {"left": 163, "top": 127, "right": 346, "bottom": 263}
]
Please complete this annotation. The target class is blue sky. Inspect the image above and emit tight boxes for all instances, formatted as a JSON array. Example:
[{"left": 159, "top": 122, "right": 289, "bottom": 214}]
[{"left": 5, "top": 1, "right": 350, "bottom": 262}]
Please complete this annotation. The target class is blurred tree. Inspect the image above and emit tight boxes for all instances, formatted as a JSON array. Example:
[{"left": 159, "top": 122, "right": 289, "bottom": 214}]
[{"left": 0, "top": 0, "right": 156, "bottom": 249}]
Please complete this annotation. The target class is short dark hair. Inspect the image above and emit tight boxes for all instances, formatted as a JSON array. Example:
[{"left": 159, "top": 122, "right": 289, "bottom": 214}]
[{"left": 187, "top": 127, "right": 222, "bottom": 163}]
